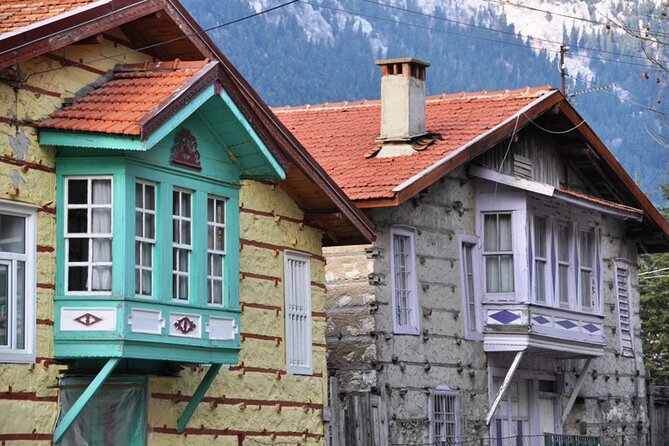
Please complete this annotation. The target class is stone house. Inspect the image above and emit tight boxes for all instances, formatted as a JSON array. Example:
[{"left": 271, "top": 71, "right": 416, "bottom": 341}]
[
  {"left": 275, "top": 58, "right": 669, "bottom": 445},
  {"left": 0, "top": 1, "right": 374, "bottom": 444}
]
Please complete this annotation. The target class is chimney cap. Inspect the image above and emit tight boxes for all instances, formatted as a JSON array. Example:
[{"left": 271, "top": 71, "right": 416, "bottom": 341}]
[{"left": 375, "top": 58, "right": 430, "bottom": 68}]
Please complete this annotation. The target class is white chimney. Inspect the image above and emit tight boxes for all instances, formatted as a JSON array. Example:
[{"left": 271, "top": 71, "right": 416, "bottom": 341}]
[{"left": 375, "top": 58, "right": 430, "bottom": 157}]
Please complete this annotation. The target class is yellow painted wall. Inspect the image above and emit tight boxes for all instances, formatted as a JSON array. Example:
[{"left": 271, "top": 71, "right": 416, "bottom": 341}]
[{"left": 0, "top": 33, "right": 328, "bottom": 446}]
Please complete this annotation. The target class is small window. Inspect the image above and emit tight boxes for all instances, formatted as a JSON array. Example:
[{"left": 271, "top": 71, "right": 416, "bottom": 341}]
[
  {"left": 460, "top": 236, "right": 480, "bottom": 339},
  {"left": 390, "top": 227, "right": 419, "bottom": 334},
  {"left": 0, "top": 204, "right": 36, "bottom": 363},
  {"left": 135, "top": 181, "right": 155, "bottom": 297},
  {"left": 555, "top": 221, "right": 571, "bottom": 307},
  {"left": 285, "top": 252, "right": 312, "bottom": 375},
  {"left": 207, "top": 196, "right": 226, "bottom": 305},
  {"left": 532, "top": 216, "right": 548, "bottom": 304},
  {"left": 616, "top": 262, "right": 634, "bottom": 357},
  {"left": 483, "top": 213, "right": 514, "bottom": 294},
  {"left": 429, "top": 388, "right": 460, "bottom": 445},
  {"left": 172, "top": 189, "right": 192, "bottom": 301},
  {"left": 65, "top": 177, "right": 112, "bottom": 294}
]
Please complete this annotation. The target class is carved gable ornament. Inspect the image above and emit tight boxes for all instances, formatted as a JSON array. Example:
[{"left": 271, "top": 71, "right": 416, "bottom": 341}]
[{"left": 170, "top": 128, "right": 202, "bottom": 171}]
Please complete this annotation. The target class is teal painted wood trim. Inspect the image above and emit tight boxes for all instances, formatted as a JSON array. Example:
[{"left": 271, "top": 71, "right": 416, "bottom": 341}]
[
  {"left": 123, "top": 175, "right": 136, "bottom": 298},
  {"left": 177, "top": 364, "right": 223, "bottom": 434},
  {"left": 193, "top": 191, "right": 207, "bottom": 306},
  {"left": 226, "top": 193, "right": 240, "bottom": 309},
  {"left": 143, "top": 86, "right": 216, "bottom": 150},
  {"left": 158, "top": 182, "right": 173, "bottom": 302},
  {"left": 112, "top": 172, "right": 128, "bottom": 297},
  {"left": 217, "top": 89, "right": 286, "bottom": 180},
  {"left": 54, "top": 357, "right": 120, "bottom": 444},
  {"left": 42, "top": 130, "right": 145, "bottom": 150}
]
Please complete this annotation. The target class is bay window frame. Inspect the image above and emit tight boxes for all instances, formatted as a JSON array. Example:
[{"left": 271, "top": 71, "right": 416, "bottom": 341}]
[{"left": 0, "top": 201, "right": 36, "bottom": 363}]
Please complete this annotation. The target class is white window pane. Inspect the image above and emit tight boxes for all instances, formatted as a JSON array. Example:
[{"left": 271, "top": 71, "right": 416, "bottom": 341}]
[
  {"left": 499, "top": 256, "right": 514, "bottom": 292},
  {"left": 15, "top": 261, "right": 25, "bottom": 350},
  {"left": 0, "top": 264, "right": 8, "bottom": 346},
  {"left": 580, "top": 271, "right": 592, "bottom": 308},
  {"left": 534, "top": 216, "right": 545, "bottom": 258},
  {"left": 91, "top": 209, "right": 111, "bottom": 234},
  {"left": 559, "top": 266, "right": 569, "bottom": 304},
  {"left": 91, "top": 179, "right": 112, "bottom": 204},
  {"left": 0, "top": 215, "right": 25, "bottom": 253},
  {"left": 91, "top": 266, "right": 111, "bottom": 291},
  {"left": 484, "top": 215, "right": 497, "bottom": 252},
  {"left": 486, "top": 257, "right": 500, "bottom": 293},
  {"left": 499, "top": 214, "right": 512, "bottom": 251},
  {"left": 535, "top": 261, "right": 545, "bottom": 302},
  {"left": 92, "top": 239, "right": 112, "bottom": 262}
]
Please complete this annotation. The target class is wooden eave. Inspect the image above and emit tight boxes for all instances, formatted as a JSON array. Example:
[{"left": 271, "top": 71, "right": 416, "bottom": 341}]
[{"left": 0, "top": 0, "right": 375, "bottom": 246}]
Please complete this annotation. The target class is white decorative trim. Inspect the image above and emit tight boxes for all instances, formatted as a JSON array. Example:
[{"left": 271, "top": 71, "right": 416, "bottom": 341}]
[
  {"left": 60, "top": 308, "right": 117, "bottom": 332},
  {"left": 206, "top": 317, "right": 238, "bottom": 341},
  {"left": 128, "top": 308, "right": 164, "bottom": 335}
]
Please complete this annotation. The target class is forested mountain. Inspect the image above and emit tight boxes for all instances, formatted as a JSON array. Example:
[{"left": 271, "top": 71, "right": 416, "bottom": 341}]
[{"left": 183, "top": 0, "right": 669, "bottom": 204}]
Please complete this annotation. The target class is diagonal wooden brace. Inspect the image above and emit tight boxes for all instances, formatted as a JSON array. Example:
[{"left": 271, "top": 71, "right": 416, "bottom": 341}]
[
  {"left": 177, "top": 364, "right": 222, "bottom": 434},
  {"left": 485, "top": 351, "right": 525, "bottom": 426},
  {"left": 54, "top": 357, "right": 120, "bottom": 444},
  {"left": 562, "top": 358, "right": 593, "bottom": 425}
]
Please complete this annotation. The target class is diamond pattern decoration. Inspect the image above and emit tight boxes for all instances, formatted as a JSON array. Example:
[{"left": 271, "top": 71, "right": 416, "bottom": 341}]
[
  {"left": 583, "top": 323, "right": 600, "bottom": 333},
  {"left": 489, "top": 310, "right": 521, "bottom": 325},
  {"left": 556, "top": 320, "right": 577, "bottom": 330},
  {"left": 173, "top": 316, "right": 197, "bottom": 334},
  {"left": 532, "top": 316, "right": 550, "bottom": 325},
  {"left": 74, "top": 313, "right": 103, "bottom": 326}
]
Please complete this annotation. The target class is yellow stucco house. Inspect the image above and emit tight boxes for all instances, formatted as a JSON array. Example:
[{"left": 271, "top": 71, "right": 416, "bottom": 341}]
[{"left": 0, "top": 1, "right": 374, "bottom": 444}]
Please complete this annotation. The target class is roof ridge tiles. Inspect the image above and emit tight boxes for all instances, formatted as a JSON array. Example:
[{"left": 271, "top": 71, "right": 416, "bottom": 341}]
[{"left": 115, "top": 59, "right": 211, "bottom": 73}]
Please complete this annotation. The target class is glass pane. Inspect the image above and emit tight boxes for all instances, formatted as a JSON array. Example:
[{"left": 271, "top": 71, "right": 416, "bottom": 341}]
[
  {"left": 173, "top": 219, "right": 180, "bottom": 244},
  {"left": 68, "top": 266, "right": 88, "bottom": 291},
  {"left": 211, "top": 280, "right": 223, "bottom": 305},
  {"left": 212, "top": 254, "right": 223, "bottom": 276},
  {"left": 92, "top": 239, "right": 112, "bottom": 262},
  {"left": 141, "top": 270, "right": 151, "bottom": 296},
  {"left": 216, "top": 200, "right": 225, "bottom": 224},
  {"left": 580, "top": 231, "right": 593, "bottom": 267},
  {"left": 499, "top": 214, "right": 512, "bottom": 251},
  {"left": 145, "top": 214, "right": 155, "bottom": 240},
  {"left": 68, "top": 209, "right": 87, "bottom": 233},
  {"left": 179, "top": 275, "right": 188, "bottom": 299},
  {"left": 178, "top": 250, "right": 189, "bottom": 272},
  {"left": 141, "top": 243, "right": 152, "bottom": 267},
  {"left": 500, "top": 255, "right": 514, "bottom": 292},
  {"left": 208, "top": 226, "right": 214, "bottom": 250},
  {"left": 135, "top": 268, "right": 140, "bottom": 295},
  {"left": 484, "top": 215, "right": 497, "bottom": 252},
  {"left": 15, "top": 262, "right": 24, "bottom": 349},
  {"left": 558, "top": 224, "right": 569, "bottom": 262},
  {"left": 486, "top": 257, "right": 499, "bottom": 293},
  {"left": 91, "top": 266, "right": 111, "bottom": 291},
  {"left": 559, "top": 266, "right": 569, "bottom": 304},
  {"left": 215, "top": 227, "right": 225, "bottom": 251},
  {"left": 68, "top": 238, "right": 89, "bottom": 262},
  {"left": 182, "top": 221, "right": 191, "bottom": 245},
  {"left": 207, "top": 198, "right": 214, "bottom": 222},
  {"left": 181, "top": 193, "right": 191, "bottom": 218},
  {"left": 535, "top": 261, "right": 545, "bottom": 302},
  {"left": 135, "top": 211, "right": 142, "bottom": 237},
  {"left": 91, "top": 179, "right": 112, "bottom": 204},
  {"left": 68, "top": 180, "right": 87, "bottom": 204},
  {"left": 534, "top": 216, "right": 545, "bottom": 258},
  {"left": 172, "top": 248, "right": 179, "bottom": 270},
  {"left": 135, "top": 183, "right": 143, "bottom": 208},
  {"left": 172, "top": 191, "right": 180, "bottom": 216},
  {"left": 0, "top": 214, "right": 25, "bottom": 253},
  {"left": 0, "top": 264, "right": 8, "bottom": 346},
  {"left": 581, "top": 271, "right": 592, "bottom": 308},
  {"left": 91, "top": 209, "right": 111, "bottom": 234},
  {"left": 145, "top": 184, "right": 155, "bottom": 210}
]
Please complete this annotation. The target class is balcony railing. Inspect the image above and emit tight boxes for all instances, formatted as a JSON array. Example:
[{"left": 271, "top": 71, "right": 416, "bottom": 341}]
[{"left": 482, "top": 302, "right": 605, "bottom": 357}]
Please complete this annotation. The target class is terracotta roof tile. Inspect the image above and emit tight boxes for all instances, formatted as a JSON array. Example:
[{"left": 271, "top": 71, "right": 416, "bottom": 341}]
[
  {"left": 0, "top": 0, "right": 99, "bottom": 33},
  {"left": 39, "top": 60, "right": 211, "bottom": 137},
  {"left": 274, "top": 86, "right": 554, "bottom": 202}
]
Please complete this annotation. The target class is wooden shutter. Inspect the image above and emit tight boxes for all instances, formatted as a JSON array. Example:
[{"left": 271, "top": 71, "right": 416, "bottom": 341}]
[
  {"left": 615, "top": 262, "right": 634, "bottom": 357},
  {"left": 285, "top": 252, "right": 312, "bottom": 375}
]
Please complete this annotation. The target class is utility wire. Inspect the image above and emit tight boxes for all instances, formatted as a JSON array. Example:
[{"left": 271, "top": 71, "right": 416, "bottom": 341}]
[
  {"left": 566, "top": 73, "right": 666, "bottom": 116},
  {"left": 359, "top": 0, "right": 654, "bottom": 62},
  {"left": 300, "top": 0, "right": 660, "bottom": 70},
  {"left": 23, "top": 0, "right": 299, "bottom": 77}
]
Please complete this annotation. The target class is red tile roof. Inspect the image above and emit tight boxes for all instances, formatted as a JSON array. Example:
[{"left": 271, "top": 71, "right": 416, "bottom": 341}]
[
  {"left": 39, "top": 60, "right": 212, "bottom": 136},
  {"left": 274, "top": 87, "right": 554, "bottom": 202},
  {"left": 0, "top": 0, "right": 99, "bottom": 34}
]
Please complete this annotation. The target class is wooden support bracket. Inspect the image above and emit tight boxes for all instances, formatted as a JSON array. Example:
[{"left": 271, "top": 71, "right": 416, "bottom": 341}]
[
  {"left": 562, "top": 358, "right": 593, "bottom": 425},
  {"left": 485, "top": 351, "right": 525, "bottom": 426},
  {"left": 54, "top": 357, "right": 120, "bottom": 444},
  {"left": 176, "top": 364, "right": 223, "bottom": 434}
]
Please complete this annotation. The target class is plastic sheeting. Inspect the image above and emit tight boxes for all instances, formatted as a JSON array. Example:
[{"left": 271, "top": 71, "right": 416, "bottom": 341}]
[{"left": 58, "top": 378, "right": 146, "bottom": 446}]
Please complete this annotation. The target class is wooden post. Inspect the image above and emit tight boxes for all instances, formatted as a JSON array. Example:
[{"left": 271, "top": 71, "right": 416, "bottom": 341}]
[{"left": 561, "top": 358, "right": 593, "bottom": 425}]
